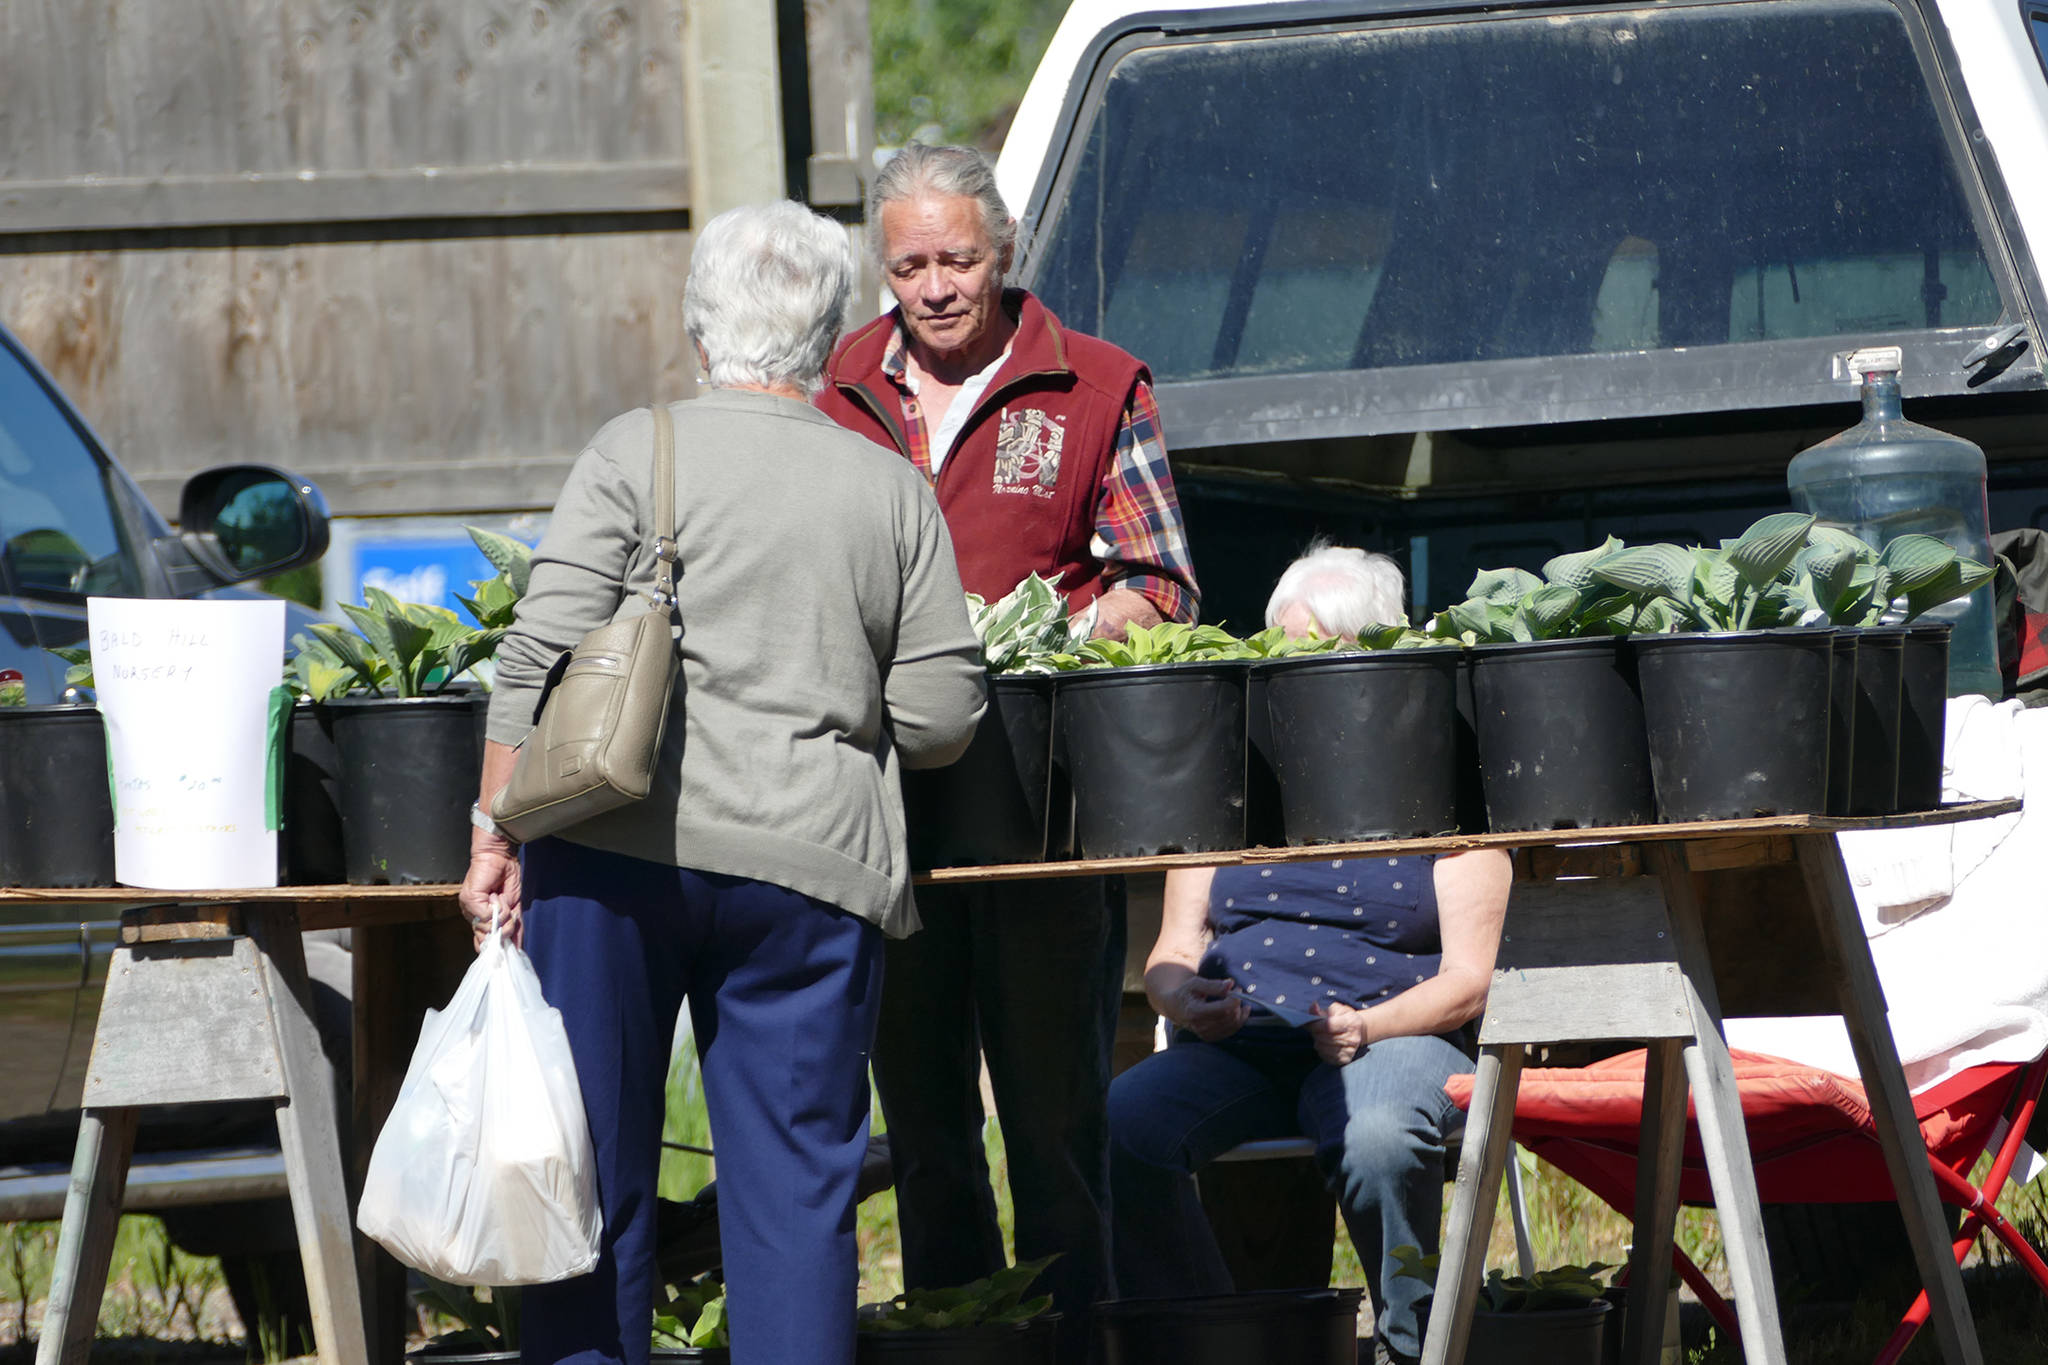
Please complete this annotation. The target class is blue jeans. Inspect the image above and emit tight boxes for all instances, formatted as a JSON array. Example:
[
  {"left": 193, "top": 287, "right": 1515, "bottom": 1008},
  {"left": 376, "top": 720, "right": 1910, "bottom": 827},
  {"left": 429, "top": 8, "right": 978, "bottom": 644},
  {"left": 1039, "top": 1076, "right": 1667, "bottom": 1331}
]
[
  {"left": 517, "top": 838, "right": 885, "bottom": 1365},
  {"left": 871, "top": 877, "right": 1124, "bottom": 1363},
  {"left": 1107, "top": 1026, "right": 1472, "bottom": 1358}
]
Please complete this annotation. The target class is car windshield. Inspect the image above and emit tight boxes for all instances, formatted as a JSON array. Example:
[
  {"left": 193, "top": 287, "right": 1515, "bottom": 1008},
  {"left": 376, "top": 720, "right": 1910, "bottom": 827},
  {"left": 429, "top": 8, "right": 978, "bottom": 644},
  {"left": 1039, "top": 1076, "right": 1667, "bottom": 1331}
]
[
  {"left": 0, "top": 340, "right": 140, "bottom": 601},
  {"left": 1029, "top": 0, "right": 2010, "bottom": 385}
]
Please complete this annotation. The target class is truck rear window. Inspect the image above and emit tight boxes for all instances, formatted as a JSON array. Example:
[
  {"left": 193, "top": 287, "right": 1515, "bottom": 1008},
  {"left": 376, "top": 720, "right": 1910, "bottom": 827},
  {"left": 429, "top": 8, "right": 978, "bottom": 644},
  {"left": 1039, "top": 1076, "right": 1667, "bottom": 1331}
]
[{"left": 1030, "top": 0, "right": 2008, "bottom": 383}]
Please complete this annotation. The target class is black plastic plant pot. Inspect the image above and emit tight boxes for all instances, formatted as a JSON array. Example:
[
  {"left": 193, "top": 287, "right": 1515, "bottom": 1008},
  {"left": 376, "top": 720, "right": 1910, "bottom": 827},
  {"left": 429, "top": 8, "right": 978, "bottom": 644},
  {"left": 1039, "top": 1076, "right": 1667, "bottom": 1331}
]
[
  {"left": 1057, "top": 663, "right": 1246, "bottom": 857},
  {"left": 856, "top": 1316, "right": 1059, "bottom": 1363},
  {"left": 1454, "top": 654, "right": 1489, "bottom": 834},
  {"left": 282, "top": 702, "right": 347, "bottom": 885},
  {"left": 1634, "top": 628, "right": 1834, "bottom": 822},
  {"left": 1261, "top": 648, "right": 1461, "bottom": 842},
  {"left": 1095, "top": 1287, "right": 1363, "bottom": 1365},
  {"left": 1826, "top": 632, "right": 1858, "bottom": 817},
  {"left": 903, "top": 675, "right": 1054, "bottom": 869},
  {"left": 0, "top": 704, "right": 115, "bottom": 888},
  {"left": 1897, "top": 622, "right": 1952, "bottom": 812},
  {"left": 1464, "top": 1300, "right": 1612, "bottom": 1365},
  {"left": 1468, "top": 638, "right": 1656, "bottom": 832},
  {"left": 1848, "top": 627, "right": 1906, "bottom": 816},
  {"left": 324, "top": 694, "right": 480, "bottom": 885}
]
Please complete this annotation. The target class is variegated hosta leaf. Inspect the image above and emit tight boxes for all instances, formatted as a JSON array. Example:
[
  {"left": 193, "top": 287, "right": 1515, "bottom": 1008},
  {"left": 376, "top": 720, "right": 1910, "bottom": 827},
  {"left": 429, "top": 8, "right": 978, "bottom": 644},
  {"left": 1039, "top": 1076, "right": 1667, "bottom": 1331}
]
[
  {"left": 1589, "top": 543, "right": 1696, "bottom": 605},
  {"left": 1541, "top": 537, "right": 1625, "bottom": 591},
  {"left": 1724, "top": 512, "right": 1817, "bottom": 588},
  {"left": 1877, "top": 534, "right": 1961, "bottom": 592},
  {"left": 1522, "top": 584, "right": 1581, "bottom": 638},
  {"left": 1468, "top": 567, "right": 1545, "bottom": 606}
]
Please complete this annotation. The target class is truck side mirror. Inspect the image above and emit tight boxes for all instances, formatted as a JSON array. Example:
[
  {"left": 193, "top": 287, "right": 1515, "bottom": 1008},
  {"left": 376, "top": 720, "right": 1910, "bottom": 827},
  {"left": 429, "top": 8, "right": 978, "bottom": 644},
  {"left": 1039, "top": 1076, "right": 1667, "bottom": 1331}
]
[{"left": 160, "top": 465, "right": 332, "bottom": 591}]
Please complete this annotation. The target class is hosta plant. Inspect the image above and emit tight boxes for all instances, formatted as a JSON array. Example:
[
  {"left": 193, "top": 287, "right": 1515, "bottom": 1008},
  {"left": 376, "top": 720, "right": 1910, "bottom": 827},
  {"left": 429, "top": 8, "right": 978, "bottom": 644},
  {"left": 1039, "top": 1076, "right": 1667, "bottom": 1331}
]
[
  {"left": 1390, "top": 1243, "right": 1614, "bottom": 1313},
  {"left": 653, "top": 1275, "right": 730, "bottom": 1350},
  {"left": 308, "top": 586, "right": 503, "bottom": 698},
  {"left": 859, "top": 1255, "right": 1056, "bottom": 1332},
  {"left": 1428, "top": 540, "right": 1625, "bottom": 643},
  {"left": 458, "top": 525, "right": 533, "bottom": 632},
  {"left": 1783, "top": 529, "right": 1993, "bottom": 626},
  {"left": 1586, "top": 513, "right": 1818, "bottom": 632},
  {"left": 1056, "top": 621, "right": 1257, "bottom": 668},
  {"left": 966, "top": 573, "right": 1084, "bottom": 673}
]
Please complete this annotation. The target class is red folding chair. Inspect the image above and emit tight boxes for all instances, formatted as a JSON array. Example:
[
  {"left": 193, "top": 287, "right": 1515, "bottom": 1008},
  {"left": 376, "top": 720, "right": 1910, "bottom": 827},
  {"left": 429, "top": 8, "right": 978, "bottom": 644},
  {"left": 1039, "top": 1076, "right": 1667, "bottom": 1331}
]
[{"left": 1447, "top": 1049, "right": 2048, "bottom": 1365}]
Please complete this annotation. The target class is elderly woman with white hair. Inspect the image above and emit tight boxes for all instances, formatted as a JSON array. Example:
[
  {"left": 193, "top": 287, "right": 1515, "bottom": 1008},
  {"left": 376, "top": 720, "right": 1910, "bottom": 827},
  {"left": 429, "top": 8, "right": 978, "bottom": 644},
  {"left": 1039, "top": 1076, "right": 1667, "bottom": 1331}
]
[
  {"left": 462, "top": 201, "right": 986, "bottom": 1365},
  {"left": 1107, "top": 543, "right": 1508, "bottom": 1365}
]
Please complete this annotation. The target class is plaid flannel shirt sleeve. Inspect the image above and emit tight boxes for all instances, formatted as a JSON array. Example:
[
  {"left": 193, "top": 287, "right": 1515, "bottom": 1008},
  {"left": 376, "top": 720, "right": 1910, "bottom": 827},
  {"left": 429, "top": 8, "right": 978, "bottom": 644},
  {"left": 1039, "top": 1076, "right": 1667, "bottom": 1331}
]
[{"left": 1092, "top": 380, "right": 1201, "bottom": 623}]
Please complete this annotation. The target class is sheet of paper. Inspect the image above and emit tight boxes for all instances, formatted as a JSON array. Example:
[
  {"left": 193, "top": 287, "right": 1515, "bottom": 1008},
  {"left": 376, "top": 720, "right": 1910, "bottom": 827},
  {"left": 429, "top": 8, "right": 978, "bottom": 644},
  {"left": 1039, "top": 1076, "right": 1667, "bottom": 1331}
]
[{"left": 88, "top": 598, "right": 286, "bottom": 889}]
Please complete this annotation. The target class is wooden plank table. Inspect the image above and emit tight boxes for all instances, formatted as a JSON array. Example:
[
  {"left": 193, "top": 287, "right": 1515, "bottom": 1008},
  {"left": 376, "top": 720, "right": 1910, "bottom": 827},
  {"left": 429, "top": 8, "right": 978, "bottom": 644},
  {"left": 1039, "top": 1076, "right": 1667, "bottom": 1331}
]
[{"left": 7, "top": 798, "right": 2015, "bottom": 1365}]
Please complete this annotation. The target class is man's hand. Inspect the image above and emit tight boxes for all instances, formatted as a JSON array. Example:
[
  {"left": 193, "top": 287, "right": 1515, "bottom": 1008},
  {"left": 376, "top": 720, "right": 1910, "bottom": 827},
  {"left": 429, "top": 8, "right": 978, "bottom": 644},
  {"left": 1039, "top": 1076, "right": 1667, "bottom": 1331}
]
[
  {"left": 459, "top": 836, "right": 523, "bottom": 950},
  {"left": 1174, "top": 975, "right": 1250, "bottom": 1042},
  {"left": 1090, "top": 586, "right": 1164, "bottom": 641},
  {"left": 1308, "top": 1001, "right": 1369, "bottom": 1066}
]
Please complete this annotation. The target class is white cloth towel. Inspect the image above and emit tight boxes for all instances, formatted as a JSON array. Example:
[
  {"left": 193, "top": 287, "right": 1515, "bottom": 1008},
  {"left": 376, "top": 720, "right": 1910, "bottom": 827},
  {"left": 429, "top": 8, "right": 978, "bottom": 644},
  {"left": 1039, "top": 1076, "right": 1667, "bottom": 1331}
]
[{"left": 1725, "top": 699, "right": 2048, "bottom": 1093}]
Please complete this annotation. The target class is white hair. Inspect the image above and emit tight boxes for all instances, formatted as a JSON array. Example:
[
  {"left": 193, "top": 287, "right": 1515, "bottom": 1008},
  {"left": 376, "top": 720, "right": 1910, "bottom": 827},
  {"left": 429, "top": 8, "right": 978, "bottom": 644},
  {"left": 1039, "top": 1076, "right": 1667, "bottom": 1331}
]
[
  {"left": 1265, "top": 541, "right": 1409, "bottom": 637},
  {"left": 684, "top": 201, "right": 853, "bottom": 395},
  {"left": 868, "top": 143, "right": 1019, "bottom": 266}
]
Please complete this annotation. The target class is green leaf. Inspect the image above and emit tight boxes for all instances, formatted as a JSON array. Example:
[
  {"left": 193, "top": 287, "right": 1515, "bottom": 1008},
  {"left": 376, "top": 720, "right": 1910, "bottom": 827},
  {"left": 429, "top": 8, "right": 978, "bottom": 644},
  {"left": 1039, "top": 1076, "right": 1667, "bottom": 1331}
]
[
  {"left": 689, "top": 1296, "right": 727, "bottom": 1348},
  {"left": 1878, "top": 534, "right": 1961, "bottom": 593},
  {"left": 1900, "top": 556, "right": 1995, "bottom": 620},
  {"left": 1630, "top": 598, "right": 1681, "bottom": 634},
  {"left": 308, "top": 623, "right": 388, "bottom": 695},
  {"left": 1589, "top": 543, "right": 1696, "bottom": 605},
  {"left": 1522, "top": 585, "right": 1581, "bottom": 639},
  {"left": 466, "top": 526, "right": 533, "bottom": 595},
  {"left": 1541, "top": 537, "right": 1624, "bottom": 592},
  {"left": 1725, "top": 512, "right": 1817, "bottom": 588},
  {"left": 1799, "top": 541, "right": 1861, "bottom": 617},
  {"left": 1808, "top": 526, "right": 1879, "bottom": 563},
  {"left": 1468, "top": 567, "right": 1545, "bottom": 606}
]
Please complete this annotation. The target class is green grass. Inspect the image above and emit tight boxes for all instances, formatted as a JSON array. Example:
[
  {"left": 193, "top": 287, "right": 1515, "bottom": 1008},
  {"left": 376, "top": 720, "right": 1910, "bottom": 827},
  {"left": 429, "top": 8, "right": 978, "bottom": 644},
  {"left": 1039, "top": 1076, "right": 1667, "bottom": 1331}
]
[{"left": 1, "top": 1215, "right": 240, "bottom": 1354}]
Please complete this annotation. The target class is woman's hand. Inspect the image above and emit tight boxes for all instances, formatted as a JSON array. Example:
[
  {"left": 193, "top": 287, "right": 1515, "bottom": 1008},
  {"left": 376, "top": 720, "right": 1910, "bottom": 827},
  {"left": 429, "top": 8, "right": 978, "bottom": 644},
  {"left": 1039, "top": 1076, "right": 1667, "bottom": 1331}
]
[
  {"left": 459, "top": 835, "right": 523, "bottom": 950},
  {"left": 1308, "top": 1001, "right": 1369, "bottom": 1065},
  {"left": 1173, "top": 976, "right": 1250, "bottom": 1042}
]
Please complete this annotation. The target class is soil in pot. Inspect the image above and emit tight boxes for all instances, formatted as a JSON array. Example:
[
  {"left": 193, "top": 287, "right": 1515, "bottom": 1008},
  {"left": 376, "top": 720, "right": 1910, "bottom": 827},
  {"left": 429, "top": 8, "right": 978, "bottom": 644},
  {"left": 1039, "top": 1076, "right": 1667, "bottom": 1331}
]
[
  {"left": 1057, "top": 663, "right": 1246, "bottom": 858},
  {"left": 857, "top": 1316, "right": 1059, "bottom": 1364},
  {"left": 1897, "top": 622, "right": 1952, "bottom": 811},
  {"left": 325, "top": 694, "right": 480, "bottom": 884},
  {"left": 1634, "top": 629, "right": 1833, "bottom": 822},
  {"left": 282, "top": 702, "right": 347, "bottom": 885},
  {"left": 1826, "top": 632, "right": 1858, "bottom": 817},
  {"left": 1095, "top": 1287, "right": 1363, "bottom": 1365},
  {"left": 1847, "top": 627, "right": 1906, "bottom": 816},
  {"left": 903, "top": 675, "right": 1054, "bottom": 868},
  {"left": 0, "top": 704, "right": 115, "bottom": 887},
  {"left": 1468, "top": 638, "right": 1655, "bottom": 832},
  {"left": 1262, "top": 647, "right": 1461, "bottom": 842},
  {"left": 1464, "top": 1299, "right": 1612, "bottom": 1365}
]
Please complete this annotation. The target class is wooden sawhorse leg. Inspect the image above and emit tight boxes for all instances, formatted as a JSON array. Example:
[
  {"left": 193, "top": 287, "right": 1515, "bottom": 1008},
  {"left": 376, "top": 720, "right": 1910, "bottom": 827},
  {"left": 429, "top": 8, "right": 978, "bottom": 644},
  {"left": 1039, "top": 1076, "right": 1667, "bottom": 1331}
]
[
  {"left": 1425, "top": 1043, "right": 1523, "bottom": 1365},
  {"left": 1796, "top": 835, "right": 1984, "bottom": 1365},
  {"left": 34, "top": 1108, "right": 138, "bottom": 1365}
]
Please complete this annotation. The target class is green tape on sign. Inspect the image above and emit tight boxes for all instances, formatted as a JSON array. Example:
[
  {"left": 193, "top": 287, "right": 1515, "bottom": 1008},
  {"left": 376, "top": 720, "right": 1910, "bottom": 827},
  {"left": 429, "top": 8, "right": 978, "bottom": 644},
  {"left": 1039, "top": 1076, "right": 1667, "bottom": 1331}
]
[{"left": 266, "top": 686, "right": 293, "bottom": 833}]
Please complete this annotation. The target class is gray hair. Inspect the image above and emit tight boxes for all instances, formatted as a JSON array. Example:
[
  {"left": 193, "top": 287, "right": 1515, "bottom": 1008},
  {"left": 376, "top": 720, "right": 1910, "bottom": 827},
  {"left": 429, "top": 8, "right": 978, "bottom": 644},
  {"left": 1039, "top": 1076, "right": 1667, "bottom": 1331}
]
[
  {"left": 868, "top": 143, "right": 1018, "bottom": 265},
  {"left": 684, "top": 201, "right": 853, "bottom": 395},
  {"left": 1266, "top": 541, "right": 1409, "bottom": 636}
]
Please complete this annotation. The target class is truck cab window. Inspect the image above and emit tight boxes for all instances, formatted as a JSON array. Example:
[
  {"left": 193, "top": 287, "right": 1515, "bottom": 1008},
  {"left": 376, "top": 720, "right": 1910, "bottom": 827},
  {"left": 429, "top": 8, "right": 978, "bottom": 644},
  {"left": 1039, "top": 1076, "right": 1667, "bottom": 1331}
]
[
  {"left": 1032, "top": 0, "right": 2011, "bottom": 384},
  {"left": 0, "top": 344, "right": 140, "bottom": 601}
]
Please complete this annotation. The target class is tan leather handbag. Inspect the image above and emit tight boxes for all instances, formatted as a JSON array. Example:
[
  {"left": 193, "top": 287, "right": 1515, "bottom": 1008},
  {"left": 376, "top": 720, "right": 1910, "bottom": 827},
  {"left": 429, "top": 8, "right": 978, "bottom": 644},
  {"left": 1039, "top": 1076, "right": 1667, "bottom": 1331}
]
[{"left": 490, "top": 404, "right": 680, "bottom": 843}]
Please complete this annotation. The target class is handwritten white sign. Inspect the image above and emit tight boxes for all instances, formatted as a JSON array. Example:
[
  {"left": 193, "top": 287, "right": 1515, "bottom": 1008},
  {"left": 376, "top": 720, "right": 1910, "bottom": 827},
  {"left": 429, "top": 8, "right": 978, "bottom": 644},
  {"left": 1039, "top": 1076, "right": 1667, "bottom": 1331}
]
[{"left": 87, "top": 598, "right": 286, "bottom": 889}]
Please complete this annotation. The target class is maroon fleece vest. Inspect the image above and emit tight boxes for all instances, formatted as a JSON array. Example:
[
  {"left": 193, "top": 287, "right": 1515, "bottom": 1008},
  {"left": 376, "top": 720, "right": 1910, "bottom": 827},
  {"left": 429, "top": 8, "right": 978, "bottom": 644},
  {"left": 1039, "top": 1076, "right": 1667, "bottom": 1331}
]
[{"left": 817, "top": 291, "right": 1147, "bottom": 610}]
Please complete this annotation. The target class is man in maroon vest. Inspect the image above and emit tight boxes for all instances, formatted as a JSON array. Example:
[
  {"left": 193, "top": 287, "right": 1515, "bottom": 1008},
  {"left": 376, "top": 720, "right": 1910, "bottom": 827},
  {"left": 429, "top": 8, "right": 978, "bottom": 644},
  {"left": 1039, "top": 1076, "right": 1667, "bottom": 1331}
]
[{"left": 818, "top": 144, "right": 1199, "bottom": 1355}]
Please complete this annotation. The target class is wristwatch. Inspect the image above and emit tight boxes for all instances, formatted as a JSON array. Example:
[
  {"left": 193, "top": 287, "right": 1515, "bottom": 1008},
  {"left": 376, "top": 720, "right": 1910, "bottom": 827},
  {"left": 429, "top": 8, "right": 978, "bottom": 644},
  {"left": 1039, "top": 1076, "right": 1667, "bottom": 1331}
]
[{"left": 470, "top": 802, "right": 511, "bottom": 841}]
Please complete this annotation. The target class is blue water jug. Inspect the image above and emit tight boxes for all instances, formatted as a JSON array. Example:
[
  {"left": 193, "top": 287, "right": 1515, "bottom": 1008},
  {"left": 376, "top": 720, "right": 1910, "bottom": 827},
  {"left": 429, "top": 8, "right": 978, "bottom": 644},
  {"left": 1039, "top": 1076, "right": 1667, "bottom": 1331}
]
[{"left": 1786, "top": 349, "right": 1999, "bottom": 698}]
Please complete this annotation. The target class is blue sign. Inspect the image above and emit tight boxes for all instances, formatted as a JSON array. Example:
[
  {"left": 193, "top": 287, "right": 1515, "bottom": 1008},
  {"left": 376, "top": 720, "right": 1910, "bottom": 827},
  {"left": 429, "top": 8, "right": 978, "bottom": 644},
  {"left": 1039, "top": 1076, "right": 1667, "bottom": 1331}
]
[{"left": 352, "top": 537, "right": 499, "bottom": 615}]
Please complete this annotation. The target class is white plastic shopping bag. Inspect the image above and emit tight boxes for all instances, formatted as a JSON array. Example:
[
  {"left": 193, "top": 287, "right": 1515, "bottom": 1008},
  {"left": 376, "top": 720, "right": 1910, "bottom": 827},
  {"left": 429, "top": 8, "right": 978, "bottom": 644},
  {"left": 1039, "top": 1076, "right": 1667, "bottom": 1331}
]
[{"left": 357, "top": 910, "right": 602, "bottom": 1284}]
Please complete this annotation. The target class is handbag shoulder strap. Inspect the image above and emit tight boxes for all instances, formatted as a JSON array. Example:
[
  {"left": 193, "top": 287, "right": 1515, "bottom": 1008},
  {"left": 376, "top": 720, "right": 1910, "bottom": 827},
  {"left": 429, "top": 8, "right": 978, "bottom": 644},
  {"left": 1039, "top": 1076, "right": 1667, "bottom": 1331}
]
[{"left": 648, "top": 402, "right": 679, "bottom": 608}]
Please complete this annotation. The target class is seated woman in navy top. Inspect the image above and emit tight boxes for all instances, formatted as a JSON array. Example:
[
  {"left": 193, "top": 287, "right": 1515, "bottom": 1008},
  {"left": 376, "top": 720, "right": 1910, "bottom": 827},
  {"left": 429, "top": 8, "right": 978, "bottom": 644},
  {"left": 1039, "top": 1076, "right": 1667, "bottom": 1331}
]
[{"left": 1106, "top": 545, "right": 1512, "bottom": 1365}]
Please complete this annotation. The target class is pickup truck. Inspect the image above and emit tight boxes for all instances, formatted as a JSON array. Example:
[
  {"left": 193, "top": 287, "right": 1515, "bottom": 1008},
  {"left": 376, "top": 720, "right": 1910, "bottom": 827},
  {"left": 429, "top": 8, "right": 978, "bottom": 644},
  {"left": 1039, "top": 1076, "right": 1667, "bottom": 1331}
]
[
  {"left": 1, "top": 316, "right": 334, "bottom": 1335},
  {"left": 995, "top": 0, "right": 2048, "bottom": 626}
]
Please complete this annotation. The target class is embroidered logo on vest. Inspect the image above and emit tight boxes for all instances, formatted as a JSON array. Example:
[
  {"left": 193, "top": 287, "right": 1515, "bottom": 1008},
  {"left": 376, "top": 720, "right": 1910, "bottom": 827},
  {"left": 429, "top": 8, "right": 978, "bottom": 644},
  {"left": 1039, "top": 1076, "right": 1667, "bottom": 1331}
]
[{"left": 992, "top": 408, "right": 1064, "bottom": 499}]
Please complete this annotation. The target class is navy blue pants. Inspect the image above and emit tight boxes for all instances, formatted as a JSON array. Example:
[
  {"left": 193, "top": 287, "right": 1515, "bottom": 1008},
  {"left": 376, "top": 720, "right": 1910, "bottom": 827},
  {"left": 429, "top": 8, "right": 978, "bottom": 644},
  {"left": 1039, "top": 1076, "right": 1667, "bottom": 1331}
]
[{"left": 517, "top": 838, "right": 885, "bottom": 1365}]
